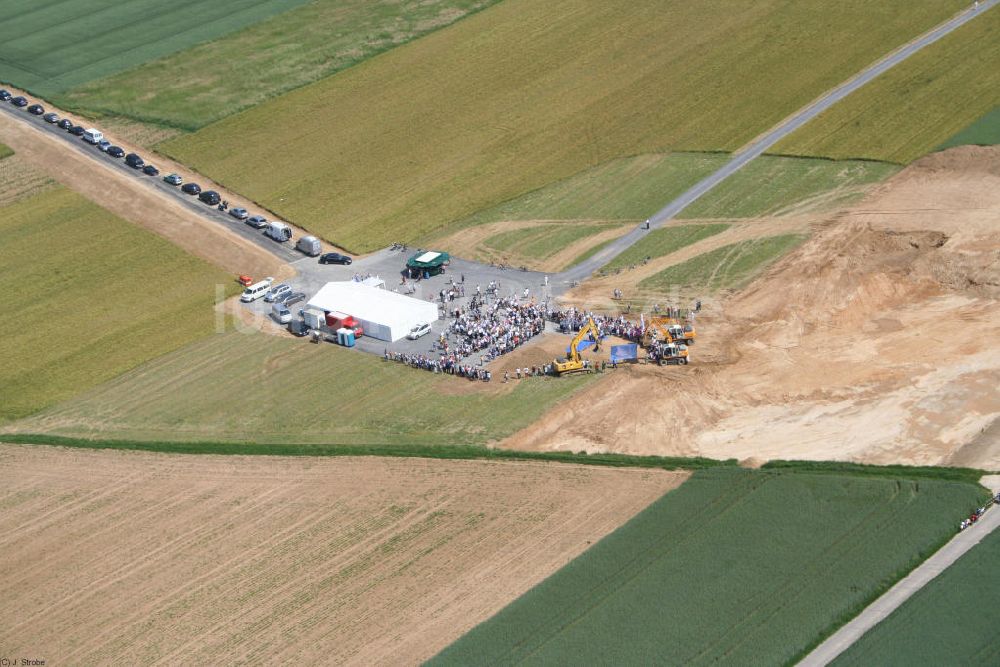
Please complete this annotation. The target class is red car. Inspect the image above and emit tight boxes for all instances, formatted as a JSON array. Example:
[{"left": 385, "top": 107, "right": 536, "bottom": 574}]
[{"left": 238, "top": 275, "right": 254, "bottom": 287}]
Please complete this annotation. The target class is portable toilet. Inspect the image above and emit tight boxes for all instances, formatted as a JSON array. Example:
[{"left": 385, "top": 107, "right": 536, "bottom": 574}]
[{"left": 337, "top": 327, "right": 355, "bottom": 347}]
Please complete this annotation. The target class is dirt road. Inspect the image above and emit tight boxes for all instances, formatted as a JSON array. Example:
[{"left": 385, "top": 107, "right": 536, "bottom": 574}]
[{"left": 0, "top": 444, "right": 684, "bottom": 665}]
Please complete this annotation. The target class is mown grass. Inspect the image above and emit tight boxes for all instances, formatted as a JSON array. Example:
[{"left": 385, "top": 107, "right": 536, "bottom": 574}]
[
  {"left": 0, "top": 0, "right": 312, "bottom": 96},
  {"left": 8, "top": 330, "right": 596, "bottom": 445},
  {"left": 431, "top": 467, "right": 987, "bottom": 666},
  {"left": 679, "top": 156, "right": 899, "bottom": 219},
  {"left": 833, "top": 524, "right": 1000, "bottom": 666},
  {"left": 0, "top": 142, "right": 12, "bottom": 160},
  {"left": 602, "top": 224, "right": 730, "bottom": 272},
  {"left": 938, "top": 106, "right": 1000, "bottom": 151},
  {"left": 58, "top": 0, "right": 501, "bottom": 130},
  {"left": 0, "top": 188, "right": 233, "bottom": 424},
  {"left": 483, "top": 223, "right": 622, "bottom": 262},
  {"left": 775, "top": 5, "right": 1000, "bottom": 163},
  {"left": 161, "top": 0, "right": 966, "bottom": 252},
  {"left": 639, "top": 234, "right": 805, "bottom": 293}
]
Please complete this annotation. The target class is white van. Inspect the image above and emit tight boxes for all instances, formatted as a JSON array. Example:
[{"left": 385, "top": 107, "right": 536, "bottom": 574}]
[
  {"left": 82, "top": 129, "right": 103, "bottom": 144},
  {"left": 265, "top": 221, "right": 292, "bottom": 242},
  {"left": 240, "top": 277, "right": 274, "bottom": 302},
  {"left": 296, "top": 235, "right": 321, "bottom": 256}
]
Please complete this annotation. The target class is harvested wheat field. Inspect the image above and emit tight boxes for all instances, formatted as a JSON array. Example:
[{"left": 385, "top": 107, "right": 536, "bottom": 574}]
[
  {"left": 0, "top": 444, "right": 684, "bottom": 665},
  {"left": 509, "top": 146, "right": 1000, "bottom": 469}
]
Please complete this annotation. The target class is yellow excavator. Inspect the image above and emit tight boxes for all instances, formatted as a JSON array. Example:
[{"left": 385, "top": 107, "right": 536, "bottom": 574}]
[
  {"left": 642, "top": 317, "right": 696, "bottom": 347},
  {"left": 654, "top": 341, "right": 690, "bottom": 365},
  {"left": 553, "top": 317, "right": 601, "bottom": 375}
]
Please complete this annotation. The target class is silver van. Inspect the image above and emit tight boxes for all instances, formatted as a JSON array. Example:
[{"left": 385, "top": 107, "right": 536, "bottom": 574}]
[
  {"left": 271, "top": 303, "right": 292, "bottom": 324},
  {"left": 296, "top": 235, "right": 322, "bottom": 256},
  {"left": 264, "top": 283, "right": 292, "bottom": 303}
]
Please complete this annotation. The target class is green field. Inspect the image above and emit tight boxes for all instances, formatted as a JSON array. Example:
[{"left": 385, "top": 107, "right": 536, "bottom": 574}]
[
  {"left": 9, "top": 330, "right": 594, "bottom": 445},
  {"left": 161, "top": 0, "right": 965, "bottom": 252},
  {"left": 0, "top": 142, "right": 11, "bottom": 160},
  {"left": 482, "top": 223, "right": 624, "bottom": 263},
  {"left": 939, "top": 106, "right": 1000, "bottom": 151},
  {"left": 679, "top": 157, "right": 899, "bottom": 219},
  {"left": 58, "top": 0, "right": 500, "bottom": 130},
  {"left": 834, "top": 521, "right": 1000, "bottom": 666},
  {"left": 639, "top": 234, "right": 805, "bottom": 293},
  {"left": 602, "top": 224, "right": 730, "bottom": 272},
  {"left": 0, "top": 0, "right": 313, "bottom": 96},
  {"left": 431, "top": 467, "right": 985, "bottom": 666},
  {"left": 775, "top": 6, "right": 1000, "bottom": 163},
  {"left": 0, "top": 188, "right": 232, "bottom": 424}
]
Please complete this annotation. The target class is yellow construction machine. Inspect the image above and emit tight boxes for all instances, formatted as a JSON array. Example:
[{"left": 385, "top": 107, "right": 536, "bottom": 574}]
[
  {"left": 642, "top": 316, "right": 696, "bottom": 346},
  {"left": 553, "top": 317, "right": 601, "bottom": 375},
  {"left": 654, "top": 341, "right": 689, "bottom": 365}
]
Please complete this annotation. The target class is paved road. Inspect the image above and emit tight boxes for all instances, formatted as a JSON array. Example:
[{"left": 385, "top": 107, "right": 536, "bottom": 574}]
[
  {"left": 798, "top": 504, "right": 1000, "bottom": 667},
  {"left": 560, "top": 0, "right": 999, "bottom": 285}
]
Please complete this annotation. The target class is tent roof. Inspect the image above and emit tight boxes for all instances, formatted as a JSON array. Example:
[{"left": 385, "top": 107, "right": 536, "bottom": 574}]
[
  {"left": 306, "top": 282, "right": 437, "bottom": 335},
  {"left": 407, "top": 250, "right": 450, "bottom": 268}
]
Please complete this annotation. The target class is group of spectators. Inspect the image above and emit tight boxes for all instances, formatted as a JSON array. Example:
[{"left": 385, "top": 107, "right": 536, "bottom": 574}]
[
  {"left": 552, "top": 308, "right": 644, "bottom": 343},
  {"left": 382, "top": 350, "right": 492, "bottom": 382},
  {"left": 445, "top": 296, "right": 547, "bottom": 363},
  {"left": 959, "top": 491, "right": 1000, "bottom": 531}
]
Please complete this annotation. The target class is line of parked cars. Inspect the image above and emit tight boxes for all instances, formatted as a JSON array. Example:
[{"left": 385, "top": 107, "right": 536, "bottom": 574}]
[{"left": 2, "top": 88, "right": 355, "bottom": 264}]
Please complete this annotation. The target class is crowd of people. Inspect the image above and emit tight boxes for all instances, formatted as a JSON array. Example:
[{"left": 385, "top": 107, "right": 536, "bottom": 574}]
[
  {"left": 552, "top": 308, "right": 644, "bottom": 343},
  {"left": 382, "top": 350, "right": 492, "bottom": 381},
  {"left": 445, "top": 295, "right": 546, "bottom": 362},
  {"left": 959, "top": 491, "right": 1000, "bottom": 531}
]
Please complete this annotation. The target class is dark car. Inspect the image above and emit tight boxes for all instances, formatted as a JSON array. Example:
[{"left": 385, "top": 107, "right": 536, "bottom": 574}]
[
  {"left": 42, "top": 112, "right": 58, "bottom": 123},
  {"left": 164, "top": 173, "right": 183, "bottom": 186},
  {"left": 0, "top": 90, "right": 11, "bottom": 102},
  {"left": 68, "top": 125, "right": 85, "bottom": 136},
  {"left": 57, "top": 118, "right": 72, "bottom": 130},
  {"left": 142, "top": 164, "right": 159, "bottom": 176},
  {"left": 124, "top": 153, "right": 144, "bottom": 168},
  {"left": 11, "top": 96, "right": 27, "bottom": 107},
  {"left": 288, "top": 319, "right": 310, "bottom": 337},
  {"left": 26, "top": 104, "right": 44, "bottom": 115},
  {"left": 279, "top": 292, "right": 306, "bottom": 307},
  {"left": 106, "top": 146, "right": 125, "bottom": 158},
  {"left": 246, "top": 215, "right": 268, "bottom": 229},
  {"left": 319, "top": 252, "right": 352, "bottom": 265},
  {"left": 199, "top": 190, "right": 221, "bottom": 206},
  {"left": 181, "top": 183, "right": 201, "bottom": 195}
]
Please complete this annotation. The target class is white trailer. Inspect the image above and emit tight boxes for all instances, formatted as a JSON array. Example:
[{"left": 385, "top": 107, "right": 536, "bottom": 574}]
[
  {"left": 82, "top": 129, "right": 103, "bottom": 144},
  {"left": 265, "top": 221, "right": 292, "bottom": 242}
]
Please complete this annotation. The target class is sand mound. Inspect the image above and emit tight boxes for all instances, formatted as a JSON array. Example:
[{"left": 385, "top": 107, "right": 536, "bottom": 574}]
[{"left": 504, "top": 146, "right": 1000, "bottom": 470}]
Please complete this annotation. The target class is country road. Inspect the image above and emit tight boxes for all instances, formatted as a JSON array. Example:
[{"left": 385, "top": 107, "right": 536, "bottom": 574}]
[
  {"left": 559, "top": 0, "right": 1000, "bottom": 284},
  {"left": 798, "top": 502, "right": 1000, "bottom": 666}
]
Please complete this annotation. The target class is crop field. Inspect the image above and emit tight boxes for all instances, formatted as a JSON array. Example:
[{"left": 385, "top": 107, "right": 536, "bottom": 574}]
[
  {"left": 638, "top": 234, "right": 805, "bottom": 293},
  {"left": 0, "top": 444, "right": 685, "bottom": 664},
  {"left": 0, "top": 188, "right": 232, "bottom": 424},
  {"left": 58, "top": 0, "right": 501, "bottom": 130},
  {"left": 833, "top": 525, "right": 1000, "bottom": 666},
  {"left": 939, "top": 106, "right": 1000, "bottom": 151},
  {"left": 432, "top": 467, "right": 986, "bottom": 666},
  {"left": 775, "top": 5, "right": 1000, "bottom": 163},
  {"left": 161, "top": 0, "right": 966, "bottom": 252},
  {"left": 0, "top": 0, "right": 313, "bottom": 96},
  {"left": 11, "top": 330, "right": 595, "bottom": 445},
  {"left": 603, "top": 224, "right": 730, "bottom": 272},
  {"left": 678, "top": 156, "right": 899, "bottom": 219},
  {"left": 0, "top": 141, "right": 11, "bottom": 160},
  {"left": 0, "top": 149, "right": 55, "bottom": 206}
]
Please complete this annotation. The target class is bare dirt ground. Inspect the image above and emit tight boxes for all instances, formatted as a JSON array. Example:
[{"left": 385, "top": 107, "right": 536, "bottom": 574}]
[
  {"left": 506, "top": 146, "right": 1000, "bottom": 470},
  {"left": 0, "top": 444, "right": 684, "bottom": 665},
  {"left": 0, "top": 111, "right": 291, "bottom": 281}
]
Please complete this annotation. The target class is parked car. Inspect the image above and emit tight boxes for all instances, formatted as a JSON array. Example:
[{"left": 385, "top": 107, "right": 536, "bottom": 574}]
[
  {"left": 229, "top": 207, "right": 248, "bottom": 220},
  {"left": 11, "top": 96, "right": 28, "bottom": 107},
  {"left": 288, "top": 319, "right": 310, "bottom": 337},
  {"left": 264, "top": 283, "right": 292, "bottom": 303},
  {"left": 68, "top": 125, "right": 85, "bottom": 136},
  {"left": 279, "top": 291, "right": 306, "bottom": 307},
  {"left": 142, "top": 164, "right": 159, "bottom": 176},
  {"left": 57, "top": 118, "right": 72, "bottom": 130},
  {"left": 96, "top": 140, "right": 112, "bottom": 152},
  {"left": 319, "top": 252, "right": 352, "bottom": 265},
  {"left": 181, "top": 182, "right": 201, "bottom": 195},
  {"left": 199, "top": 190, "right": 221, "bottom": 206},
  {"left": 164, "top": 173, "right": 183, "bottom": 186},
  {"left": 106, "top": 146, "right": 125, "bottom": 158},
  {"left": 246, "top": 214, "right": 267, "bottom": 228},
  {"left": 271, "top": 303, "right": 292, "bottom": 325},
  {"left": 42, "top": 112, "right": 59, "bottom": 123},
  {"left": 124, "top": 153, "right": 144, "bottom": 168},
  {"left": 26, "top": 104, "right": 44, "bottom": 115},
  {"left": 0, "top": 90, "right": 11, "bottom": 102},
  {"left": 407, "top": 323, "right": 433, "bottom": 340}
]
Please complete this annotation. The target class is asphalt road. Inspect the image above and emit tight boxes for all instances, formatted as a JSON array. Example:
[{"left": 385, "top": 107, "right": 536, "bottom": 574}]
[
  {"left": 797, "top": 504, "right": 1000, "bottom": 666},
  {"left": 0, "top": 100, "right": 301, "bottom": 263},
  {"left": 560, "top": 0, "right": 999, "bottom": 284}
]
